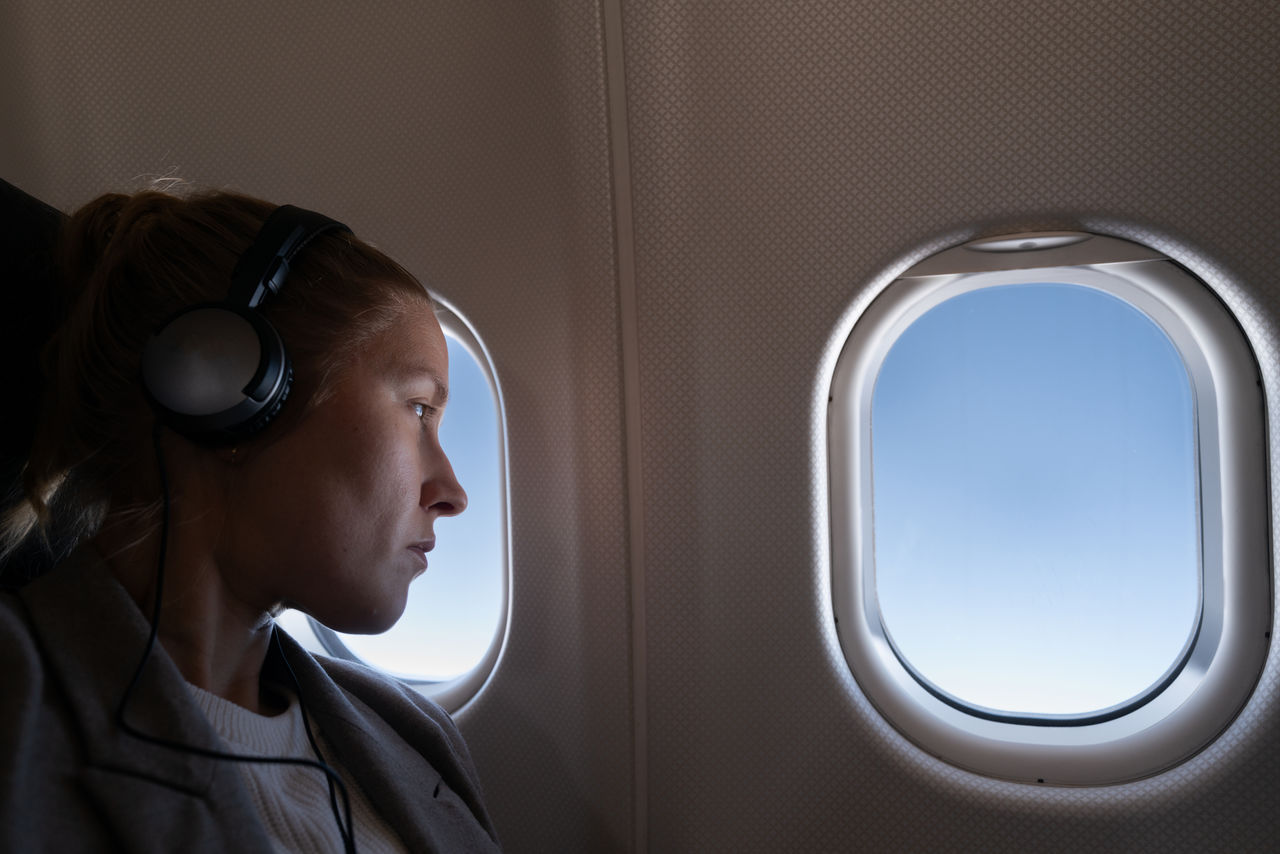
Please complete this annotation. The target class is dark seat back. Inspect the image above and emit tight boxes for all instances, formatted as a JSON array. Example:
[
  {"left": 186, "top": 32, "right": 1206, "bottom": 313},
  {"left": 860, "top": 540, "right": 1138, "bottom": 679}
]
[{"left": 1, "top": 179, "right": 66, "bottom": 585}]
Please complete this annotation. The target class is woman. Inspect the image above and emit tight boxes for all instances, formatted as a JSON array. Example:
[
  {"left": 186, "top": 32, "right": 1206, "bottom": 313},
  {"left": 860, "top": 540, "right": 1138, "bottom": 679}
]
[{"left": 0, "top": 188, "right": 501, "bottom": 853}]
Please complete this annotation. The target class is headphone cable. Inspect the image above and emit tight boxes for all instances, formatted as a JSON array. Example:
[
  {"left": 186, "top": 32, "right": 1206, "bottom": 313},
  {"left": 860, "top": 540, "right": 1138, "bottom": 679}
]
[{"left": 115, "top": 422, "right": 358, "bottom": 854}]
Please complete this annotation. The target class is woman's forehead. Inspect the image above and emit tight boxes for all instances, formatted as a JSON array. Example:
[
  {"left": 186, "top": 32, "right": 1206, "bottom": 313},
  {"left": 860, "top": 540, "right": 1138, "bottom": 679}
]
[{"left": 364, "top": 304, "right": 450, "bottom": 397}]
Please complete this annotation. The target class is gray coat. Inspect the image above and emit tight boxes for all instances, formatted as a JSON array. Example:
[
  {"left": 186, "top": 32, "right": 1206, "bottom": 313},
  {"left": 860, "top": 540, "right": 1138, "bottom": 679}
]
[{"left": 0, "top": 547, "right": 501, "bottom": 853}]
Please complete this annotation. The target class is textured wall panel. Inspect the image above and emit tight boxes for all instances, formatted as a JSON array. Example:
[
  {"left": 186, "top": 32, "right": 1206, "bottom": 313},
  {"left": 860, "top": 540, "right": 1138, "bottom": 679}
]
[
  {"left": 0, "top": 2, "right": 631, "bottom": 852},
  {"left": 621, "top": 1, "right": 1280, "bottom": 851}
]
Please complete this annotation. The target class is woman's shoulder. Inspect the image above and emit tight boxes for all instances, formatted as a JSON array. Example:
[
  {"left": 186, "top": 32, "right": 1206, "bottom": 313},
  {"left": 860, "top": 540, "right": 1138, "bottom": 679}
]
[
  {"left": 0, "top": 548, "right": 123, "bottom": 725},
  {"left": 0, "top": 587, "right": 53, "bottom": 789},
  {"left": 316, "top": 652, "right": 475, "bottom": 763},
  {"left": 270, "top": 625, "right": 463, "bottom": 739},
  {"left": 316, "top": 651, "right": 451, "bottom": 715},
  {"left": 0, "top": 587, "right": 42, "bottom": 683},
  {"left": 270, "top": 626, "right": 496, "bottom": 828}
]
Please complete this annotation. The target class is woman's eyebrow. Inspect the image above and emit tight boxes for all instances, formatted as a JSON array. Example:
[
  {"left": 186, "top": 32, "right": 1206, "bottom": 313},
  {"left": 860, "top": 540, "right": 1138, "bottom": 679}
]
[{"left": 390, "top": 361, "right": 449, "bottom": 405}]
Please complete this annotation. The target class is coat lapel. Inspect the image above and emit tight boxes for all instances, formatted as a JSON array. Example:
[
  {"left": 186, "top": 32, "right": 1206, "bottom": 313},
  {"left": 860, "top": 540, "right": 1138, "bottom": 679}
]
[
  {"left": 272, "top": 632, "right": 501, "bottom": 853},
  {"left": 19, "top": 547, "right": 273, "bottom": 853}
]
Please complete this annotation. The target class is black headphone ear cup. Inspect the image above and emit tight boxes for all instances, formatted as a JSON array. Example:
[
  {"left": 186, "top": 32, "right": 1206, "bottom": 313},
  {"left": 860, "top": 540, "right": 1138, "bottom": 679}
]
[
  {"left": 245, "top": 361, "right": 293, "bottom": 436},
  {"left": 141, "top": 304, "right": 291, "bottom": 444},
  {"left": 139, "top": 205, "right": 347, "bottom": 445}
]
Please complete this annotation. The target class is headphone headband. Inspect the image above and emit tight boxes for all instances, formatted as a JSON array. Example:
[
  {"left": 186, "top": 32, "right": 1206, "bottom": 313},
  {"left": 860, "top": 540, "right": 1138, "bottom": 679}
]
[{"left": 229, "top": 205, "right": 351, "bottom": 308}]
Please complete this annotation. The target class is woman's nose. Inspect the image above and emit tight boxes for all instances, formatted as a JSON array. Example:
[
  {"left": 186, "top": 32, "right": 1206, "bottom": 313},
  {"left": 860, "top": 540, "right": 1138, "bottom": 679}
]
[{"left": 423, "top": 454, "right": 467, "bottom": 517}]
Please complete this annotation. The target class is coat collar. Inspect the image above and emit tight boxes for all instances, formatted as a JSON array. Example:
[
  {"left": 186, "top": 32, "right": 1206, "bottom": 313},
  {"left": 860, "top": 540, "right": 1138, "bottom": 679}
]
[
  {"left": 18, "top": 545, "right": 227, "bottom": 795},
  {"left": 20, "top": 546, "right": 498, "bottom": 852},
  {"left": 17, "top": 546, "right": 276, "bottom": 851},
  {"left": 270, "top": 634, "right": 501, "bottom": 852}
]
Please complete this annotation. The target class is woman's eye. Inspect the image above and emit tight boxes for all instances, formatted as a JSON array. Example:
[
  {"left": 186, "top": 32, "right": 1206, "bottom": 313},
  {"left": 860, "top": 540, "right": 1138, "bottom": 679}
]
[{"left": 413, "top": 402, "right": 438, "bottom": 422}]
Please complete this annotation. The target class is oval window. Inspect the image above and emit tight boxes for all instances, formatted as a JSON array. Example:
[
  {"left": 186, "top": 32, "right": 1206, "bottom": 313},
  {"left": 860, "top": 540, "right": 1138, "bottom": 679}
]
[{"left": 827, "top": 232, "right": 1270, "bottom": 783}]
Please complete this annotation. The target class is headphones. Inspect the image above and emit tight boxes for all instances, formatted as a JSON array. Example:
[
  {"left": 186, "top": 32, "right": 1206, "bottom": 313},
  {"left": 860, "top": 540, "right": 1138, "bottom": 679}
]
[
  {"left": 140, "top": 205, "right": 351, "bottom": 445},
  {"left": 132, "top": 205, "right": 361, "bottom": 852}
]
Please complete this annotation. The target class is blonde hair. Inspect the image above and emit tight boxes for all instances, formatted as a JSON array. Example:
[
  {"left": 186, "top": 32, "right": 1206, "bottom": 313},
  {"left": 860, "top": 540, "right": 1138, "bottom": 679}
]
[{"left": 1, "top": 188, "right": 430, "bottom": 573}]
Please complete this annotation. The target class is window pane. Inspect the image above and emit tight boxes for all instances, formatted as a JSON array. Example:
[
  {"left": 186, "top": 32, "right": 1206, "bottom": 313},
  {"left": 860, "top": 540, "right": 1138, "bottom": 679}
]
[
  {"left": 871, "top": 283, "right": 1199, "bottom": 717},
  {"left": 326, "top": 331, "right": 504, "bottom": 681}
]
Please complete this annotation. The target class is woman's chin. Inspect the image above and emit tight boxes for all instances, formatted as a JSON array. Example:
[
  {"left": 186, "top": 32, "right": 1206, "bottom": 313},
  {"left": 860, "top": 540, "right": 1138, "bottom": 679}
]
[{"left": 311, "top": 594, "right": 408, "bottom": 636}]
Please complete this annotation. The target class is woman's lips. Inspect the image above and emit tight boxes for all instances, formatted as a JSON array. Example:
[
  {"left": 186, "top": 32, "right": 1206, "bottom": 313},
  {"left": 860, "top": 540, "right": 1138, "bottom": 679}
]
[{"left": 408, "top": 540, "right": 435, "bottom": 571}]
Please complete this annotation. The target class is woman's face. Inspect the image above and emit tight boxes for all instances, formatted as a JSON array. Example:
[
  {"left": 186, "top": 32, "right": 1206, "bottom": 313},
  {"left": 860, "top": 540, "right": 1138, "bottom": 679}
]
[{"left": 219, "top": 299, "right": 467, "bottom": 633}]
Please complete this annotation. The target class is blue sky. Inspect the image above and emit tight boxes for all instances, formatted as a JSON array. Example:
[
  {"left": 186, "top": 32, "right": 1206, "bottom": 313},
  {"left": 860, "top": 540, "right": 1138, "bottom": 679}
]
[{"left": 871, "top": 284, "right": 1200, "bottom": 716}]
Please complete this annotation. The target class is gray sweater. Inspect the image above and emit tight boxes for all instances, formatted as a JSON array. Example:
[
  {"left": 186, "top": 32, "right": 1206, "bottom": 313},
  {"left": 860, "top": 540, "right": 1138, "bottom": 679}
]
[{"left": 0, "top": 547, "right": 501, "bottom": 853}]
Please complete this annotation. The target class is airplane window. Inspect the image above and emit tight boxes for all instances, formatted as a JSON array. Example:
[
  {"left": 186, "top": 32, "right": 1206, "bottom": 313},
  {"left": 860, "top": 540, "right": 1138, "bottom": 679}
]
[
  {"left": 278, "top": 302, "right": 507, "bottom": 709},
  {"left": 827, "top": 233, "right": 1270, "bottom": 783},
  {"left": 872, "top": 283, "right": 1199, "bottom": 720}
]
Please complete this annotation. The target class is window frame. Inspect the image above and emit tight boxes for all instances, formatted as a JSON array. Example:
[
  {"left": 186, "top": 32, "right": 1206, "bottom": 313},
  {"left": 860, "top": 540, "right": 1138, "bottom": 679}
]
[
  {"left": 284, "top": 298, "right": 510, "bottom": 713},
  {"left": 827, "top": 232, "right": 1271, "bottom": 784}
]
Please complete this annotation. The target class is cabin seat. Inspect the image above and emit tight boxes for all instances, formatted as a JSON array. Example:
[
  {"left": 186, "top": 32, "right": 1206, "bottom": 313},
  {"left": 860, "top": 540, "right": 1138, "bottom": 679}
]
[{"left": 0, "top": 179, "right": 66, "bottom": 586}]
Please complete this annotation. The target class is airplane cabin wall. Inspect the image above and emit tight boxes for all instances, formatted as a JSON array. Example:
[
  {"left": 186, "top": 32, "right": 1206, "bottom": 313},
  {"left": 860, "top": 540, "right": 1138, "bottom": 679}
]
[
  {"left": 620, "top": 3, "right": 1280, "bottom": 852},
  {"left": 2, "top": 1, "right": 1278, "bottom": 852}
]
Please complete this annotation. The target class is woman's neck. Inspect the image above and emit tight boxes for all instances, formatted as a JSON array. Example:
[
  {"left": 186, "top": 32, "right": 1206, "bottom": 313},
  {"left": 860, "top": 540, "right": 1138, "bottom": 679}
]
[{"left": 94, "top": 505, "right": 278, "bottom": 715}]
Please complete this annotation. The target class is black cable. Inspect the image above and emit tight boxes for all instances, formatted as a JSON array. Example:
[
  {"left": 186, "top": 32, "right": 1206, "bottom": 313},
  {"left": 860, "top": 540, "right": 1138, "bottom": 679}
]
[
  {"left": 115, "top": 422, "right": 358, "bottom": 854},
  {"left": 275, "top": 626, "right": 352, "bottom": 845}
]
